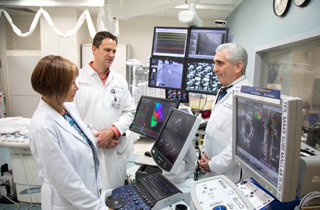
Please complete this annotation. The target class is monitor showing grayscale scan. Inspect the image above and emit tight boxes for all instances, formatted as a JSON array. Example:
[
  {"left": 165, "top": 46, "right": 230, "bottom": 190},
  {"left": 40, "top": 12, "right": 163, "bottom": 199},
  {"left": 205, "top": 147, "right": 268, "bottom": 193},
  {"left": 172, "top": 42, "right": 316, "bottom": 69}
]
[
  {"left": 151, "top": 27, "right": 189, "bottom": 58},
  {"left": 232, "top": 92, "right": 303, "bottom": 202},
  {"left": 187, "top": 27, "right": 229, "bottom": 60},
  {"left": 129, "top": 96, "right": 180, "bottom": 139},
  {"left": 148, "top": 57, "right": 185, "bottom": 89},
  {"left": 184, "top": 59, "right": 221, "bottom": 95},
  {"left": 151, "top": 108, "right": 201, "bottom": 184}
]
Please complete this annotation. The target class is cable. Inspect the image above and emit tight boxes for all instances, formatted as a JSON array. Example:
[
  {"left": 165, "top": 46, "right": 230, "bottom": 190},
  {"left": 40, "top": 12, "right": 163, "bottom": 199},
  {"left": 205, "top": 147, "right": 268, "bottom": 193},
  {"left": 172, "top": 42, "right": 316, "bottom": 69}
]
[
  {"left": 298, "top": 191, "right": 320, "bottom": 210},
  {"left": 19, "top": 149, "right": 33, "bottom": 208},
  {"left": 197, "top": 94, "right": 208, "bottom": 116},
  {"left": 1, "top": 195, "right": 20, "bottom": 210}
]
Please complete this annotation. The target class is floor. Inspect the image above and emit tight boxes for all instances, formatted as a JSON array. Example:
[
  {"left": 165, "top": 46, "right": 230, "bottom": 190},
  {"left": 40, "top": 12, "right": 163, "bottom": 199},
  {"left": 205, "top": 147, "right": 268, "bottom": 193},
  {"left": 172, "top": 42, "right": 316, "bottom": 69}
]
[{"left": 0, "top": 137, "right": 204, "bottom": 209}]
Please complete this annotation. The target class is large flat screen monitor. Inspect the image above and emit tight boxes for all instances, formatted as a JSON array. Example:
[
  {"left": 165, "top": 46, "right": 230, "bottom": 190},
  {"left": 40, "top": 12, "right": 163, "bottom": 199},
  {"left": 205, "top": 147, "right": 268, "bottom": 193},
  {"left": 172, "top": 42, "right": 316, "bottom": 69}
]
[
  {"left": 232, "top": 92, "right": 303, "bottom": 202},
  {"left": 187, "top": 27, "right": 229, "bottom": 60},
  {"left": 151, "top": 108, "right": 201, "bottom": 183},
  {"left": 151, "top": 27, "right": 189, "bottom": 58},
  {"left": 129, "top": 96, "right": 180, "bottom": 139},
  {"left": 149, "top": 57, "right": 185, "bottom": 89},
  {"left": 184, "top": 59, "right": 221, "bottom": 95},
  {"left": 165, "top": 89, "right": 189, "bottom": 103}
]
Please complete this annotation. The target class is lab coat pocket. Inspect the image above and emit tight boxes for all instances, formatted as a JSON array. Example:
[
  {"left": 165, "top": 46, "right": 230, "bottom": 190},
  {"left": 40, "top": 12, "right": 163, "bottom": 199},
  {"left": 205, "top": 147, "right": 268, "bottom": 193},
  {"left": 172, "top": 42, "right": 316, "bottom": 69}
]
[
  {"left": 116, "top": 135, "right": 127, "bottom": 154},
  {"left": 41, "top": 183, "right": 53, "bottom": 210}
]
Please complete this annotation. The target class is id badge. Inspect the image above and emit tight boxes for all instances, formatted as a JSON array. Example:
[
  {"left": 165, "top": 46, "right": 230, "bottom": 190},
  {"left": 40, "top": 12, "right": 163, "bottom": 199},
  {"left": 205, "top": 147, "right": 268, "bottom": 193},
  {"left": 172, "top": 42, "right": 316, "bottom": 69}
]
[{"left": 112, "top": 95, "right": 121, "bottom": 108}]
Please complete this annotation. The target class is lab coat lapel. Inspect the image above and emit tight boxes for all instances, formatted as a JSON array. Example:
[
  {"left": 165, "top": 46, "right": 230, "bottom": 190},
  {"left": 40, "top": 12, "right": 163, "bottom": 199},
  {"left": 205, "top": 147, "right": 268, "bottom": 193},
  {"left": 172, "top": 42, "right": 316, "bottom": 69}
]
[
  {"left": 37, "top": 99, "right": 87, "bottom": 145},
  {"left": 64, "top": 104, "right": 96, "bottom": 147}
]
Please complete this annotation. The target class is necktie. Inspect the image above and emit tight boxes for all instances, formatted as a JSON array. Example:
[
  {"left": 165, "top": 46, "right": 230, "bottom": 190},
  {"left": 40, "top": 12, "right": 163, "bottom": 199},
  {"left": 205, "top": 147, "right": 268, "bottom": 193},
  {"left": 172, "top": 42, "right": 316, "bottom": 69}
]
[{"left": 217, "top": 85, "right": 233, "bottom": 103}]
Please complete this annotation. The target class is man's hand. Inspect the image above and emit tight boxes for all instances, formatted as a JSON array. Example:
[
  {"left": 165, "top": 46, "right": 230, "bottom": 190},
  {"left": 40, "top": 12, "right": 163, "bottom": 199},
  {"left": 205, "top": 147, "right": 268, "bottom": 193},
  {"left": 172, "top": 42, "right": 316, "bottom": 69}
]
[
  {"left": 95, "top": 129, "right": 119, "bottom": 149},
  {"left": 198, "top": 152, "right": 211, "bottom": 173}
]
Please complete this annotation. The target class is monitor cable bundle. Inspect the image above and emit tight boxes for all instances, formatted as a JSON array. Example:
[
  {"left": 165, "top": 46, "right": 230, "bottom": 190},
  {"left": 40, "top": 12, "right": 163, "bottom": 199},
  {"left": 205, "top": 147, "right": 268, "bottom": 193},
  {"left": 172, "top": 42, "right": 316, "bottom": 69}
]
[
  {"left": 193, "top": 134, "right": 201, "bottom": 181},
  {"left": 296, "top": 191, "right": 320, "bottom": 210}
]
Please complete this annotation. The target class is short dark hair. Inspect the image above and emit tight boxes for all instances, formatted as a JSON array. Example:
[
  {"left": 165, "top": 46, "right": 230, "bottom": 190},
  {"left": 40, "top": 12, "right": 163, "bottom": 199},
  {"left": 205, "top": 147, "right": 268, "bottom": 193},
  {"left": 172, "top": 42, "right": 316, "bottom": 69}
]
[
  {"left": 31, "top": 55, "right": 78, "bottom": 104},
  {"left": 92, "top": 31, "right": 118, "bottom": 48}
]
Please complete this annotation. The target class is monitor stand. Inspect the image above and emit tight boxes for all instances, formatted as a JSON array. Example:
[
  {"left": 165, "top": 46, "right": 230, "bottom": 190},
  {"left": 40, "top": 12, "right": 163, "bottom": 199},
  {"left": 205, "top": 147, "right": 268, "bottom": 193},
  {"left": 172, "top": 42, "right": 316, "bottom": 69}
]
[{"left": 172, "top": 144, "right": 198, "bottom": 184}]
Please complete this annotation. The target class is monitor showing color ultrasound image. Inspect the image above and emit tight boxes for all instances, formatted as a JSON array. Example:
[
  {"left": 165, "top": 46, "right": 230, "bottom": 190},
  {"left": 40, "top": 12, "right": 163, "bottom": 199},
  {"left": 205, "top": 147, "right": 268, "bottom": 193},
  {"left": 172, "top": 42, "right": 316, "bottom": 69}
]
[
  {"left": 184, "top": 59, "right": 221, "bottom": 95},
  {"left": 149, "top": 57, "right": 185, "bottom": 89},
  {"left": 187, "top": 27, "right": 229, "bottom": 60},
  {"left": 129, "top": 96, "right": 180, "bottom": 139},
  {"left": 236, "top": 98, "right": 282, "bottom": 186},
  {"left": 166, "top": 89, "right": 189, "bottom": 103}
]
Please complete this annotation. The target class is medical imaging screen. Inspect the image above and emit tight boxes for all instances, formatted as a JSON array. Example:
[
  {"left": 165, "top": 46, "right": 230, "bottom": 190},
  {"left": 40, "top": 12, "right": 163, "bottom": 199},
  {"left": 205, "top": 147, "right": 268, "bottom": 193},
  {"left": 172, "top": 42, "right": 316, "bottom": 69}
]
[
  {"left": 152, "top": 27, "right": 188, "bottom": 58},
  {"left": 184, "top": 59, "right": 221, "bottom": 95},
  {"left": 188, "top": 28, "right": 228, "bottom": 60},
  {"left": 149, "top": 57, "right": 185, "bottom": 89},
  {"left": 154, "top": 110, "right": 196, "bottom": 164},
  {"left": 236, "top": 98, "right": 282, "bottom": 186},
  {"left": 166, "top": 89, "right": 189, "bottom": 103},
  {"left": 129, "top": 97, "right": 179, "bottom": 139}
]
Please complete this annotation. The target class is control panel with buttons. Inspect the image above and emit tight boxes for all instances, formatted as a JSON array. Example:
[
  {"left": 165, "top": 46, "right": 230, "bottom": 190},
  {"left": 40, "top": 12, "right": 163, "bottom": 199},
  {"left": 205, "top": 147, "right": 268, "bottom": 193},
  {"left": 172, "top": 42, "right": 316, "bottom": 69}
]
[
  {"left": 0, "top": 134, "right": 30, "bottom": 149},
  {"left": 191, "top": 175, "right": 254, "bottom": 210}
]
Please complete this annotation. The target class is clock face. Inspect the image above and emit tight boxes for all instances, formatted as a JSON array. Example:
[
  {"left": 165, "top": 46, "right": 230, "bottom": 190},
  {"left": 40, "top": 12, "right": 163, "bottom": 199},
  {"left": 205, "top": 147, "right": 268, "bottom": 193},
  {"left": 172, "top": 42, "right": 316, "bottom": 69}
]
[
  {"left": 273, "top": 0, "right": 291, "bottom": 17},
  {"left": 294, "top": 0, "right": 310, "bottom": 7}
]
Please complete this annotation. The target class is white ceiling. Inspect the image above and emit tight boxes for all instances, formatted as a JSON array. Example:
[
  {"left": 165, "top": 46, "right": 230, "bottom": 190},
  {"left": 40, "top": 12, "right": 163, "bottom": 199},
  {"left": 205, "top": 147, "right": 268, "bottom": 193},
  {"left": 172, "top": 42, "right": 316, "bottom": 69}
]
[{"left": 0, "top": 0, "right": 243, "bottom": 21}]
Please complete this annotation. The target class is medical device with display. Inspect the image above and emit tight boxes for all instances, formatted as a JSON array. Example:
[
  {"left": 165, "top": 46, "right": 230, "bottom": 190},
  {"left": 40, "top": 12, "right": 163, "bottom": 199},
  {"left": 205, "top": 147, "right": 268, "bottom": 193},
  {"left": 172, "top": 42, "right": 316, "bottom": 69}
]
[
  {"left": 129, "top": 96, "right": 180, "bottom": 139},
  {"left": 151, "top": 27, "right": 189, "bottom": 58},
  {"left": 232, "top": 92, "right": 303, "bottom": 202},
  {"left": 165, "top": 89, "right": 189, "bottom": 103},
  {"left": 187, "top": 27, "right": 229, "bottom": 60},
  {"left": 184, "top": 59, "right": 221, "bottom": 95},
  {"left": 149, "top": 57, "right": 186, "bottom": 90},
  {"left": 151, "top": 108, "right": 201, "bottom": 183}
]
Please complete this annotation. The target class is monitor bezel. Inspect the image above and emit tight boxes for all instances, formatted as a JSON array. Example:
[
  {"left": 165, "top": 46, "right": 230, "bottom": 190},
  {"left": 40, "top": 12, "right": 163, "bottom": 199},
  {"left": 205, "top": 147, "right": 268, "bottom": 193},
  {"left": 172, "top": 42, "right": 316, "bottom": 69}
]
[
  {"left": 151, "top": 108, "right": 201, "bottom": 173},
  {"left": 151, "top": 26, "right": 189, "bottom": 58},
  {"left": 183, "top": 58, "right": 221, "bottom": 96},
  {"left": 165, "top": 88, "right": 189, "bottom": 103},
  {"left": 148, "top": 56, "right": 186, "bottom": 90},
  {"left": 186, "top": 27, "right": 229, "bottom": 60},
  {"left": 129, "top": 95, "right": 180, "bottom": 139},
  {"left": 232, "top": 92, "right": 302, "bottom": 202}
]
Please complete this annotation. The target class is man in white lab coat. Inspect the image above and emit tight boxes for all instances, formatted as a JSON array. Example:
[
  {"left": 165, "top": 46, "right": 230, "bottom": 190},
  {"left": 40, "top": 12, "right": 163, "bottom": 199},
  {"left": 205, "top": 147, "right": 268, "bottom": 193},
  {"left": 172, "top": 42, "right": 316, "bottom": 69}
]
[
  {"left": 74, "top": 31, "right": 136, "bottom": 191},
  {"left": 198, "top": 43, "right": 251, "bottom": 183}
]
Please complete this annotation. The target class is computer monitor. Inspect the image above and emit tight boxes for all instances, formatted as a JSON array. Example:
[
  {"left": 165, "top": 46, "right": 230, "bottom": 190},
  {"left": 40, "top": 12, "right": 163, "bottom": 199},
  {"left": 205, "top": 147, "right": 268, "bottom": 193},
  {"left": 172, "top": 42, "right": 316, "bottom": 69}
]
[
  {"left": 129, "top": 96, "right": 180, "bottom": 139},
  {"left": 187, "top": 27, "right": 229, "bottom": 60},
  {"left": 165, "top": 89, "right": 189, "bottom": 103},
  {"left": 232, "top": 92, "right": 303, "bottom": 202},
  {"left": 151, "top": 27, "right": 189, "bottom": 58},
  {"left": 184, "top": 59, "right": 221, "bottom": 95},
  {"left": 151, "top": 108, "right": 201, "bottom": 184},
  {"left": 149, "top": 57, "right": 185, "bottom": 89}
]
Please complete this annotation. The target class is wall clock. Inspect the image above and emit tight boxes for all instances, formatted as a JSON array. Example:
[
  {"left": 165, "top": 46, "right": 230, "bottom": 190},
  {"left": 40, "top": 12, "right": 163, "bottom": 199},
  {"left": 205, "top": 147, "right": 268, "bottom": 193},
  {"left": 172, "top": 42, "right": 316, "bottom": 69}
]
[
  {"left": 293, "top": 0, "right": 310, "bottom": 7},
  {"left": 273, "top": 0, "right": 291, "bottom": 17}
]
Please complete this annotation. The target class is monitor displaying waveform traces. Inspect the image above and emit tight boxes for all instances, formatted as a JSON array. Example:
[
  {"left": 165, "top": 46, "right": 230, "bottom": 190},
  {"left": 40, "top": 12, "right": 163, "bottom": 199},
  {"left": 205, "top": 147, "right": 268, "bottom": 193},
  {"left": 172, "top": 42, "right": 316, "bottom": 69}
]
[
  {"left": 129, "top": 96, "right": 180, "bottom": 139},
  {"left": 152, "top": 27, "right": 188, "bottom": 57}
]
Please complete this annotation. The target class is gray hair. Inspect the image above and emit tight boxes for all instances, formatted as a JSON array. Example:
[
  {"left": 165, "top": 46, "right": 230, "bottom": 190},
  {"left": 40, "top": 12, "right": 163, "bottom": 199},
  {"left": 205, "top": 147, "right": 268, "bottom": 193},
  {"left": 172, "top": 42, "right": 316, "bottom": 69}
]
[{"left": 216, "top": 43, "right": 248, "bottom": 75}]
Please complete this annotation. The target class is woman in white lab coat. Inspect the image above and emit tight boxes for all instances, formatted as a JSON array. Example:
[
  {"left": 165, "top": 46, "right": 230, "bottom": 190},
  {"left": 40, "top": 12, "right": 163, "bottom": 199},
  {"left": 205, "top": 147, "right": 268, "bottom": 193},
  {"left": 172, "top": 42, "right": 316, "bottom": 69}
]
[{"left": 29, "top": 55, "right": 108, "bottom": 210}]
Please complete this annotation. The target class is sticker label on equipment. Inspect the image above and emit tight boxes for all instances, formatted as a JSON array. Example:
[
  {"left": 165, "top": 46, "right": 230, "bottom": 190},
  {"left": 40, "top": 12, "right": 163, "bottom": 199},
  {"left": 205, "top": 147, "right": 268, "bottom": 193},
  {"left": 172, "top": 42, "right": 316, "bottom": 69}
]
[{"left": 312, "top": 176, "right": 320, "bottom": 182}]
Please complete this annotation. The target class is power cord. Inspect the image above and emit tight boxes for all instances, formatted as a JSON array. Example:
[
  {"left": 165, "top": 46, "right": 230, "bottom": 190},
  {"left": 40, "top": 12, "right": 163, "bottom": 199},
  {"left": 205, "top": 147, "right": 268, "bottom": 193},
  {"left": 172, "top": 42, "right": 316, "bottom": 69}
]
[
  {"left": 1, "top": 195, "right": 20, "bottom": 210},
  {"left": 197, "top": 94, "right": 208, "bottom": 117}
]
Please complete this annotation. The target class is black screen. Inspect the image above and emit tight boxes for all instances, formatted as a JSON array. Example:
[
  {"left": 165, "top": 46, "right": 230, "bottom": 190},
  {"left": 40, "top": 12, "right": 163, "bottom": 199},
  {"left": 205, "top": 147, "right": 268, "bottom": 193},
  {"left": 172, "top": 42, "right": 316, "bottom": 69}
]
[
  {"left": 129, "top": 96, "right": 180, "bottom": 139},
  {"left": 165, "top": 89, "right": 189, "bottom": 103},
  {"left": 154, "top": 109, "right": 196, "bottom": 165},
  {"left": 152, "top": 27, "right": 188, "bottom": 58},
  {"left": 149, "top": 57, "right": 185, "bottom": 89},
  {"left": 236, "top": 97, "right": 282, "bottom": 186},
  {"left": 184, "top": 59, "right": 221, "bottom": 95},
  {"left": 187, "top": 27, "right": 228, "bottom": 60}
]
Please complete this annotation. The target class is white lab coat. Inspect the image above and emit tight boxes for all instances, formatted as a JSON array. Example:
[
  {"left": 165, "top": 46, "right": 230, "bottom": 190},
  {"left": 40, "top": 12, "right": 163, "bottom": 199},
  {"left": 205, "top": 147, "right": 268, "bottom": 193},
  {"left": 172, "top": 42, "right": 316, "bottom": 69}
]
[
  {"left": 203, "top": 75, "right": 251, "bottom": 183},
  {"left": 29, "top": 98, "right": 107, "bottom": 210},
  {"left": 74, "top": 64, "right": 136, "bottom": 191}
]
